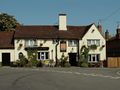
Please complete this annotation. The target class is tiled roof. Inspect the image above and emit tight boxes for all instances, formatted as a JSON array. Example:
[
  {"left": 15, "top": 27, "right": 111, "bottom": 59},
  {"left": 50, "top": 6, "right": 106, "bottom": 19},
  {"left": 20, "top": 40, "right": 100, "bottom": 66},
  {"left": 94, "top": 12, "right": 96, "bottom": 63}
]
[
  {"left": 0, "top": 31, "right": 14, "bottom": 49},
  {"left": 14, "top": 24, "right": 92, "bottom": 39}
]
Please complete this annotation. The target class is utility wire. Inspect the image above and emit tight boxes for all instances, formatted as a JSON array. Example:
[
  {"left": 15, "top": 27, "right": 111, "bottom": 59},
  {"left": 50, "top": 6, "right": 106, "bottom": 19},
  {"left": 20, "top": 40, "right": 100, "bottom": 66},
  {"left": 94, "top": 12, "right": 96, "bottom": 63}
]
[{"left": 100, "top": 7, "right": 120, "bottom": 22}]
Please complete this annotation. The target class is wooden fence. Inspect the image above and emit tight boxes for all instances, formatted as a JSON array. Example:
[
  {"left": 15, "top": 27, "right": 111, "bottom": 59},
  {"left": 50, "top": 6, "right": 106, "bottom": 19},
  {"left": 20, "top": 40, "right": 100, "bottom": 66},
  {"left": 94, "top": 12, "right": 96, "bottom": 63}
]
[{"left": 107, "top": 57, "right": 120, "bottom": 68}]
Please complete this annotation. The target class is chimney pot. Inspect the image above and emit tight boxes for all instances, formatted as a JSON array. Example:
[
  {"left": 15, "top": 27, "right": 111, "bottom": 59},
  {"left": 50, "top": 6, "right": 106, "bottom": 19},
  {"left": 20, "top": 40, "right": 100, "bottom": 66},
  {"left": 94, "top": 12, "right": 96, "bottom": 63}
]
[{"left": 97, "top": 23, "right": 102, "bottom": 33}]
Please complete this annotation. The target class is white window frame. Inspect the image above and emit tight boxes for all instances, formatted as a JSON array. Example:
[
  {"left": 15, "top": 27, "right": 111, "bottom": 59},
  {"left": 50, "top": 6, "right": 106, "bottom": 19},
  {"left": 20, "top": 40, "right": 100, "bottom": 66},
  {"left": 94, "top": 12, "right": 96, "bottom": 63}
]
[
  {"left": 37, "top": 51, "right": 49, "bottom": 60},
  {"left": 87, "top": 39, "right": 100, "bottom": 46},
  {"left": 88, "top": 54, "right": 100, "bottom": 63},
  {"left": 96, "top": 40, "right": 100, "bottom": 46},
  {"left": 68, "top": 40, "right": 77, "bottom": 47},
  {"left": 25, "top": 39, "right": 37, "bottom": 47}
]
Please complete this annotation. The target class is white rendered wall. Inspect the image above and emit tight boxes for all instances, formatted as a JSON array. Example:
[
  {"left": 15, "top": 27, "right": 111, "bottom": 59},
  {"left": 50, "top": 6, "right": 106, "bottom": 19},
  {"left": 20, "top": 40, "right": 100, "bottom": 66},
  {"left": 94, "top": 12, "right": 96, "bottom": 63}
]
[{"left": 80, "top": 24, "right": 106, "bottom": 61}]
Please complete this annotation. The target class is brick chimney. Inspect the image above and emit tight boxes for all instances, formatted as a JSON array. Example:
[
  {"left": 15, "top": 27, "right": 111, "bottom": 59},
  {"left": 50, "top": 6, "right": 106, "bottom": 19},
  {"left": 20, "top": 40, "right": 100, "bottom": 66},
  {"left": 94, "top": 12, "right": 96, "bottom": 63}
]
[
  {"left": 97, "top": 22, "right": 102, "bottom": 33},
  {"left": 116, "top": 25, "right": 120, "bottom": 39},
  {"left": 59, "top": 14, "right": 67, "bottom": 31},
  {"left": 105, "top": 29, "right": 109, "bottom": 41}
]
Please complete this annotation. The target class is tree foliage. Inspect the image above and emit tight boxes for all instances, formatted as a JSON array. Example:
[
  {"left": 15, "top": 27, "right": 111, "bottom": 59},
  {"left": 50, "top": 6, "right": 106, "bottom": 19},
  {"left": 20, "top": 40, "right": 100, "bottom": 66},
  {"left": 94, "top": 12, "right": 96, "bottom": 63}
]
[{"left": 0, "top": 13, "right": 19, "bottom": 31}]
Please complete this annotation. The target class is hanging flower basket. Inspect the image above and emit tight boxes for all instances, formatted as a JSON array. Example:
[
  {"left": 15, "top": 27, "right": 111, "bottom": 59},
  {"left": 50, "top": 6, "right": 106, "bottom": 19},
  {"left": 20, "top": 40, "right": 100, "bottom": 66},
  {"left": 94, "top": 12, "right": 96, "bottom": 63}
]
[
  {"left": 89, "top": 45, "right": 97, "bottom": 50},
  {"left": 99, "top": 45, "right": 105, "bottom": 51},
  {"left": 102, "top": 45, "right": 105, "bottom": 47}
]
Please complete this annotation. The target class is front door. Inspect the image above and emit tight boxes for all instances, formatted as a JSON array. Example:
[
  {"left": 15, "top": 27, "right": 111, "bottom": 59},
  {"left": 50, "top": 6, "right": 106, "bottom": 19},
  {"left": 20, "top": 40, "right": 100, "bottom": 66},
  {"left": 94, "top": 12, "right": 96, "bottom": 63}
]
[
  {"left": 2, "top": 53, "right": 10, "bottom": 66},
  {"left": 69, "top": 53, "right": 77, "bottom": 66}
]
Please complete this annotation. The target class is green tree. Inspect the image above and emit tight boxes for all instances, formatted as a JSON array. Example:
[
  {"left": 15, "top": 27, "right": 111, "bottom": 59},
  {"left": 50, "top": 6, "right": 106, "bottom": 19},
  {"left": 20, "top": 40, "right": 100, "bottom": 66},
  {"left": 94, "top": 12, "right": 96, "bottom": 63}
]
[{"left": 0, "top": 13, "right": 19, "bottom": 31}]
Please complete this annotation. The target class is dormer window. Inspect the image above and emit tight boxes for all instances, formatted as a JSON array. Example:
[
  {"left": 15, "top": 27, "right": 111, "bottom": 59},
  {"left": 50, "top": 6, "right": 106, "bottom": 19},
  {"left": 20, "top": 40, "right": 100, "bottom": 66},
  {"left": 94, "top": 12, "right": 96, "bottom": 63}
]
[{"left": 91, "top": 29, "right": 95, "bottom": 33}]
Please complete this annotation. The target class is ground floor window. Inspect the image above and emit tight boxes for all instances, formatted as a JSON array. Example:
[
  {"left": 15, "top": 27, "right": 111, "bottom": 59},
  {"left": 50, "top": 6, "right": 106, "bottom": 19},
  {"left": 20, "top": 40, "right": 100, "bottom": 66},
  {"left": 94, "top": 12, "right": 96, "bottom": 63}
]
[
  {"left": 88, "top": 54, "right": 100, "bottom": 63},
  {"left": 37, "top": 52, "right": 49, "bottom": 60}
]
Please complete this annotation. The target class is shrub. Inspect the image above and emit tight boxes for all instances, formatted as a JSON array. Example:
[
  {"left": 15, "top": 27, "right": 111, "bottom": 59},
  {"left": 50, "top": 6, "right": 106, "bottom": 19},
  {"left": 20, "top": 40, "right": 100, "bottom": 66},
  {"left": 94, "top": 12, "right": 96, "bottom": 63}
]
[
  {"left": 31, "top": 60, "right": 38, "bottom": 67},
  {"left": 18, "top": 54, "right": 28, "bottom": 67},
  {"left": 26, "top": 60, "right": 39, "bottom": 67},
  {"left": 59, "top": 53, "right": 70, "bottom": 67},
  {"left": 37, "top": 60, "right": 43, "bottom": 67},
  {"left": 49, "top": 60, "right": 55, "bottom": 67},
  {"left": 60, "top": 59, "right": 66, "bottom": 67},
  {"left": 43, "top": 60, "right": 49, "bottom": 67},
  {"left": 19, "top": 57, "right": 28, "bottom": 67},
  {"left": 79, "top": 60, "right": 88, "bottom": 67},
  {"left": 80, "top": 62, "right": 88, "bottom": 67}
]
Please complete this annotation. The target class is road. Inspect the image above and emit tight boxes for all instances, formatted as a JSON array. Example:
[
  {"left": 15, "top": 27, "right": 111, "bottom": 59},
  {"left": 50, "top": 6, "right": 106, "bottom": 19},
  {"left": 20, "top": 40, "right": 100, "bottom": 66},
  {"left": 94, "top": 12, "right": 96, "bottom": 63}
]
[{"left": 0, "top": 67, "right": 120, "bottom": 90}]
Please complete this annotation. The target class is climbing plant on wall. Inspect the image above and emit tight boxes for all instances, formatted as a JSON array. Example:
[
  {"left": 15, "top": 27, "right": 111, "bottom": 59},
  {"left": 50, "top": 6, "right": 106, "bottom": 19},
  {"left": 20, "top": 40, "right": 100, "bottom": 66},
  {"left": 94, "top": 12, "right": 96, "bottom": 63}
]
[
  {"left": 26, "top": 50, "right": 38, "bottom": 66},
  {"left": 80, "top": 45, "right": 89, "bottom": 61},
  {"left": 80, "top": 45, "right": 89, "bottom": 67}
]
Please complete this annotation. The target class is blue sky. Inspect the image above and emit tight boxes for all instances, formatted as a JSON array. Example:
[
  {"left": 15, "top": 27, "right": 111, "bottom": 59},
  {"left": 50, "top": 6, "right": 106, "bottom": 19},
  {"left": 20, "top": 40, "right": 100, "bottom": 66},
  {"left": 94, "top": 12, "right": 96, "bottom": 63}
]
[{"left": 1, "top": 0, "right": 120, "bottom": 35}]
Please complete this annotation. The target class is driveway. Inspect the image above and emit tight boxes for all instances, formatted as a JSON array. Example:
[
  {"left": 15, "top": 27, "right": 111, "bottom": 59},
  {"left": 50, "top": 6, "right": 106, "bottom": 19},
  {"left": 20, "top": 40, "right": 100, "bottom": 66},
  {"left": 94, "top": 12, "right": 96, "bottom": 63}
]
[{"left": 0, "top": 67, "right": 120, "bottom": 90}]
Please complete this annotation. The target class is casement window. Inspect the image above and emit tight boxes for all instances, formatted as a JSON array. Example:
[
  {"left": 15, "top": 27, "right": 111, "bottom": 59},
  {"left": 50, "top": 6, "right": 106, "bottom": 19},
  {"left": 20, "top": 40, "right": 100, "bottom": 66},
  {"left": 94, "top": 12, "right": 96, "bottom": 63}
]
[
  {"left": 37, "top": 52, "right": 49, "bottom": 60},
  {"left": 96, "top": 40, "right": 100, "bottom": 46},
  {"left": 87, "top": 39, "right": 100, "bottom": 46},
  {"left": 60, "top": 41, "right": 67, "bottom": 52},
  {"left": 25, "top": 39, "right": 37, "bottom": 47},
  {"left": 88, "top": 54, "right": 100, "bottom": 63},
  {"left": 68, "top": 40, "right": 77, "bottom": 47}
]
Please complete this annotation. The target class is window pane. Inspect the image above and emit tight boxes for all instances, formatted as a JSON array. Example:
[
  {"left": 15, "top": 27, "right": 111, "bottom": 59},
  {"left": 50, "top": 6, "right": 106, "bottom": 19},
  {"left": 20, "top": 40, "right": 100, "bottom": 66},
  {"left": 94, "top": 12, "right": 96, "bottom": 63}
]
[
  {"left": 97, "top": 54, "right": 100, "bottom": 61},
  {"left": 68, "top": 40, "right": 72, "bottom": 46},
  {"left": 26, "top": 39, "right": 37, "bottom": 47},
  {"left": 92, "top": 40, "right": 95, "bottom": 45},
  {"left": 92, "top": 55, "right": 96, "bottom": 61},
  {"left": 96, "top": 40, "right": 100, "bottom": 46},
  {"left": 73, "top": 40, "right": 77, "bottom": 46},
  {"left": 41, "top": 52, "right": 44, "bottom": 60},
  {"left": 69, "top": 40, "right": 77, "bottom": 47},
  {"left": 87, "top": 40, "right": 91, "bottom": 46},
  {"left": 41, "top": 52, "right": 44, "bottom": 56},
  {"left": 41, "top": 56, "right": 44, "bottom": 60},
  {"left": 45, "top": 52, "right": 49, "bottom": 59},
  {"left": 38, "top": 52, "right": 49, "bottom": 60},
  {"left": 38, "top": 52, "right": 40, "bottom": 60},
  {"left": 88, "top": 55, "right": 91, "bottom": 62},
  {"left": 34, "top": 40, "right": 37, "bottom": 46}
]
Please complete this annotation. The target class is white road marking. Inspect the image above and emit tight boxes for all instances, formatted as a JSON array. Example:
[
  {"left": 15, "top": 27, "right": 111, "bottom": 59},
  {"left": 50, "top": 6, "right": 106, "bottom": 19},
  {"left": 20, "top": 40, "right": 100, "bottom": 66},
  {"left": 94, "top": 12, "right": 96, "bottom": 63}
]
[
  {"left": 116, "top": 71, "right": 120, "bottom": 75},
  {"left": 10, "top": 67, "right": 120, "bottom": 80},
  {"left": 39, "top": 69, "right": 120, "bottom": 80}
]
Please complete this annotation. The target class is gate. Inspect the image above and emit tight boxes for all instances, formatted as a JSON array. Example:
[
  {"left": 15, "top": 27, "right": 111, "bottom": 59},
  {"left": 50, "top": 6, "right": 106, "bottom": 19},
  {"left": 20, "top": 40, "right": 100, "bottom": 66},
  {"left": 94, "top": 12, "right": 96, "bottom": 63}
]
[{"left": 107, "top": 57, "right": 120, "bottom": 68}]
